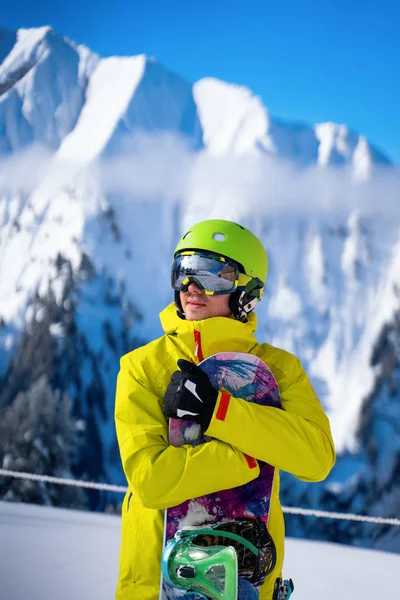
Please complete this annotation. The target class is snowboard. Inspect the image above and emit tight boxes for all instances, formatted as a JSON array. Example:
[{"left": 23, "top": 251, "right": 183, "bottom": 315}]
[{"left": 161, "top": 352, "right": 281, "bottom": 600}]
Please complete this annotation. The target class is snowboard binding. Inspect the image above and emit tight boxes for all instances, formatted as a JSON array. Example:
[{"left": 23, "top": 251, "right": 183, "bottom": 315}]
[
  {"left": 161, "top": 528, "right": 238, "bottom": 600},
  {"left": 162, "top": 520, "right": 278, "bottom": 600},
  {"left": 273, "top": 577, "right": 294, "bottom": 600}
]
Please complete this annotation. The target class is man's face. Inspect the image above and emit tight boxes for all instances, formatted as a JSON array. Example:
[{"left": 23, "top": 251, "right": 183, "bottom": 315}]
[{"left": 180, "top": 282, "right": 232, "bottom": 321}]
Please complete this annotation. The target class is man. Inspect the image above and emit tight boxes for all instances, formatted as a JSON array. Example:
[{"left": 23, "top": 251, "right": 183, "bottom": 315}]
[{"left": 115, "top": 219, "right": 335, "bottom": 599}]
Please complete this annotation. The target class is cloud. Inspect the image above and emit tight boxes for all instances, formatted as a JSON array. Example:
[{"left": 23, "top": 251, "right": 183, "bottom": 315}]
[
  {"left": 96, "top": 131, "right": 400, "bottom": 222},
  {"left": 0, "top": 144, "right": 53, "bottom": 195},
  {"left": 0, "top": 132, "right": 399, "bottom": 223}
]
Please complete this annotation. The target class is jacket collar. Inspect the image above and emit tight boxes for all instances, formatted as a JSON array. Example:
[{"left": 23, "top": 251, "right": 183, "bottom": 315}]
[{"left": 159, "top": 303, "right": 259, "bottom": 362}]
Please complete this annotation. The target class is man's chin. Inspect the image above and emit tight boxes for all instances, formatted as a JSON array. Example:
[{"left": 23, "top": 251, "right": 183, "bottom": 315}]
[{"left": 183, "top": 306, "right": 209, "bottom": 321}]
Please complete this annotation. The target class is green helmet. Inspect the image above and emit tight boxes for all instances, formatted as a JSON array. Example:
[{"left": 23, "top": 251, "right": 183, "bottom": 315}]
[
  {"left": 173, "top": 219, "right": 268, "bottom": 321},
  {"left": 174, "top": 219, "right": 268, "bottom": 283}
]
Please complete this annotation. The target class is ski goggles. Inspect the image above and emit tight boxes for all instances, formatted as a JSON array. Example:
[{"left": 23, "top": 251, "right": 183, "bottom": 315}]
[{"left": 171, "top": 252, "right": 261, "bottom": 296}]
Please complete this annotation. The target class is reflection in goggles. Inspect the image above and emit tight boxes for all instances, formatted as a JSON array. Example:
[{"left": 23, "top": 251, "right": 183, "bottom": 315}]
[{"left": 171, "top": 254, "right": 239, "bottom": 295}]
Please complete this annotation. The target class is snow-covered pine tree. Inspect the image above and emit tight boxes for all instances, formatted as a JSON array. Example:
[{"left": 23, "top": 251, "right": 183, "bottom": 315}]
[{"left": 0, "top": 375, "right": 87, "bottom": 509}]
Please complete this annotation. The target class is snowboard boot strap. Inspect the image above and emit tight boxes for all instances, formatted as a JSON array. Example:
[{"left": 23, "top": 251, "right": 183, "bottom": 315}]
[{"left": 191, "top": 517, "right": 277, "bottom": 587}]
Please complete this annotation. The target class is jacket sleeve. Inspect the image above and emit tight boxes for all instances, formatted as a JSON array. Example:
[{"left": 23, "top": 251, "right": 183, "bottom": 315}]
[
  {"left": 205, "top": 355, "right": 335, "bottom": 482},
  {"left": 114, "top": 354, "right": 260, "bottom": 510}
]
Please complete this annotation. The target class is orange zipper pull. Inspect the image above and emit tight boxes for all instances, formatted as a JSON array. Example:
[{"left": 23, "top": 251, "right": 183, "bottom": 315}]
[{"left": 193, "top": 329, "right": 204, "bottom": 362}]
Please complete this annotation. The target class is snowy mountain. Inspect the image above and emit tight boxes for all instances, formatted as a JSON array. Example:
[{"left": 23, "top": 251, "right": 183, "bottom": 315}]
[
  {"left": 0, "top": 27, "right": 389, "bottom": 169},
  {"left": 0, "top": 26, "right": 399, "bottom": 550},
  {"left": 193, "top": 77, "right": 390, "bottom": 177},
  {"left": 0, "top": 27, "right": 98, "bottom": 152},
  {"left": 2, "top": 500, "right": 400, "bottom": 600}
]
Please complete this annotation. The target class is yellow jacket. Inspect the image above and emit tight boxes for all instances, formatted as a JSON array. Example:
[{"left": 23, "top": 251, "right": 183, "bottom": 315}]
[{"left": 115, "top": 303, "right": 335, "bottom": 600}]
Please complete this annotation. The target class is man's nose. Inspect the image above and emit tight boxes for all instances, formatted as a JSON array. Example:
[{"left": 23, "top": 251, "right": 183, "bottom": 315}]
[{"left": 187, "top": 281, "right": 203, "bottom": 294}]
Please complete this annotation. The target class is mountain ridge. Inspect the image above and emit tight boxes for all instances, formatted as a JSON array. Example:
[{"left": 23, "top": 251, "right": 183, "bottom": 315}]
[{"left": 0, "top": 25, "right": 392, "bottom": 169}]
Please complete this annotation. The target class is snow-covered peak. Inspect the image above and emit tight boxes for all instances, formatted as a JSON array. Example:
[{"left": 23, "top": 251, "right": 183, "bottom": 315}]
[
  {"left": 0, "top": 27, "right": 66, "bottom": 87},
  {"left": 194, "top": 77, "right": 270, "bottom": 155},
  {"left": 58, "top": 54, "right": 202, "bottom": 161},
  {"left": 315, "top": 122, "right": 390, "bottom": 178},
  {"left": 57, "top": 55, "right": 147, "bottom": 161},
  {"left": 0, "top": 27, "right": 99, "bottom": 153},
  {"left": 0, "top": 26, "right": 391, "bottom": 175},
  {"left": 316, "top": 122, "right": 357, "bottom": 165},
  {"left": 194, "top": 79, "right": 391, "bottom": 176}
]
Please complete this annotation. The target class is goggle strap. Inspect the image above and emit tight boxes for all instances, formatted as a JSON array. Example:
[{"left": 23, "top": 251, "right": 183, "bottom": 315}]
[{"left": 238, "top": 274, "right": 264, "bottom": 298}]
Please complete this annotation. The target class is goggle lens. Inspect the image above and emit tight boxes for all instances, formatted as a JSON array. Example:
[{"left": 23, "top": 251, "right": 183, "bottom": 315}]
[{"left": 171, "top": 254, "right": 239, "bottom": 295}]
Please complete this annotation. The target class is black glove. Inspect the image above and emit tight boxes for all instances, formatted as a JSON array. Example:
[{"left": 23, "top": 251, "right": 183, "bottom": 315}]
[{"left": 163, "top": 359, "right": 218, "bottom": 429}]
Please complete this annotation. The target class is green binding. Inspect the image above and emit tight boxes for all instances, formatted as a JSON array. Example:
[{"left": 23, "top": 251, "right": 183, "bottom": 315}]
[{"left": 162, "top": 527, "right": 241, "bottom": 600}]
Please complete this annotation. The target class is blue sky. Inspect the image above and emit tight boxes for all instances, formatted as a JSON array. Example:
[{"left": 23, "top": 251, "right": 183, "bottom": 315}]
[{"left": 2, "top": 0, "right": 399, "bottom": 162}]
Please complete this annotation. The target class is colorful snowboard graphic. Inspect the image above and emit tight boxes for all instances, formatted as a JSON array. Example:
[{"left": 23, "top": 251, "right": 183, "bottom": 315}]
[{"left": 161, "top": 352, "right": 281, "bottom": 600}]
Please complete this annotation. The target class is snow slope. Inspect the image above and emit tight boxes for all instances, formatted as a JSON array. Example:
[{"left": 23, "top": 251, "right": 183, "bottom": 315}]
[{"left": 1, "top": 500, "right": 399, "bottom": 600}]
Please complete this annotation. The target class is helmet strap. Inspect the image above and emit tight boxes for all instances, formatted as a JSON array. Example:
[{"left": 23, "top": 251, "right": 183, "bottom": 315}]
[
  {"left": 229, "top": 290, "right": 260, "bottom": 323},
  {"left": 174, "top": 291, "right": 186, "bottom": 319}
]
